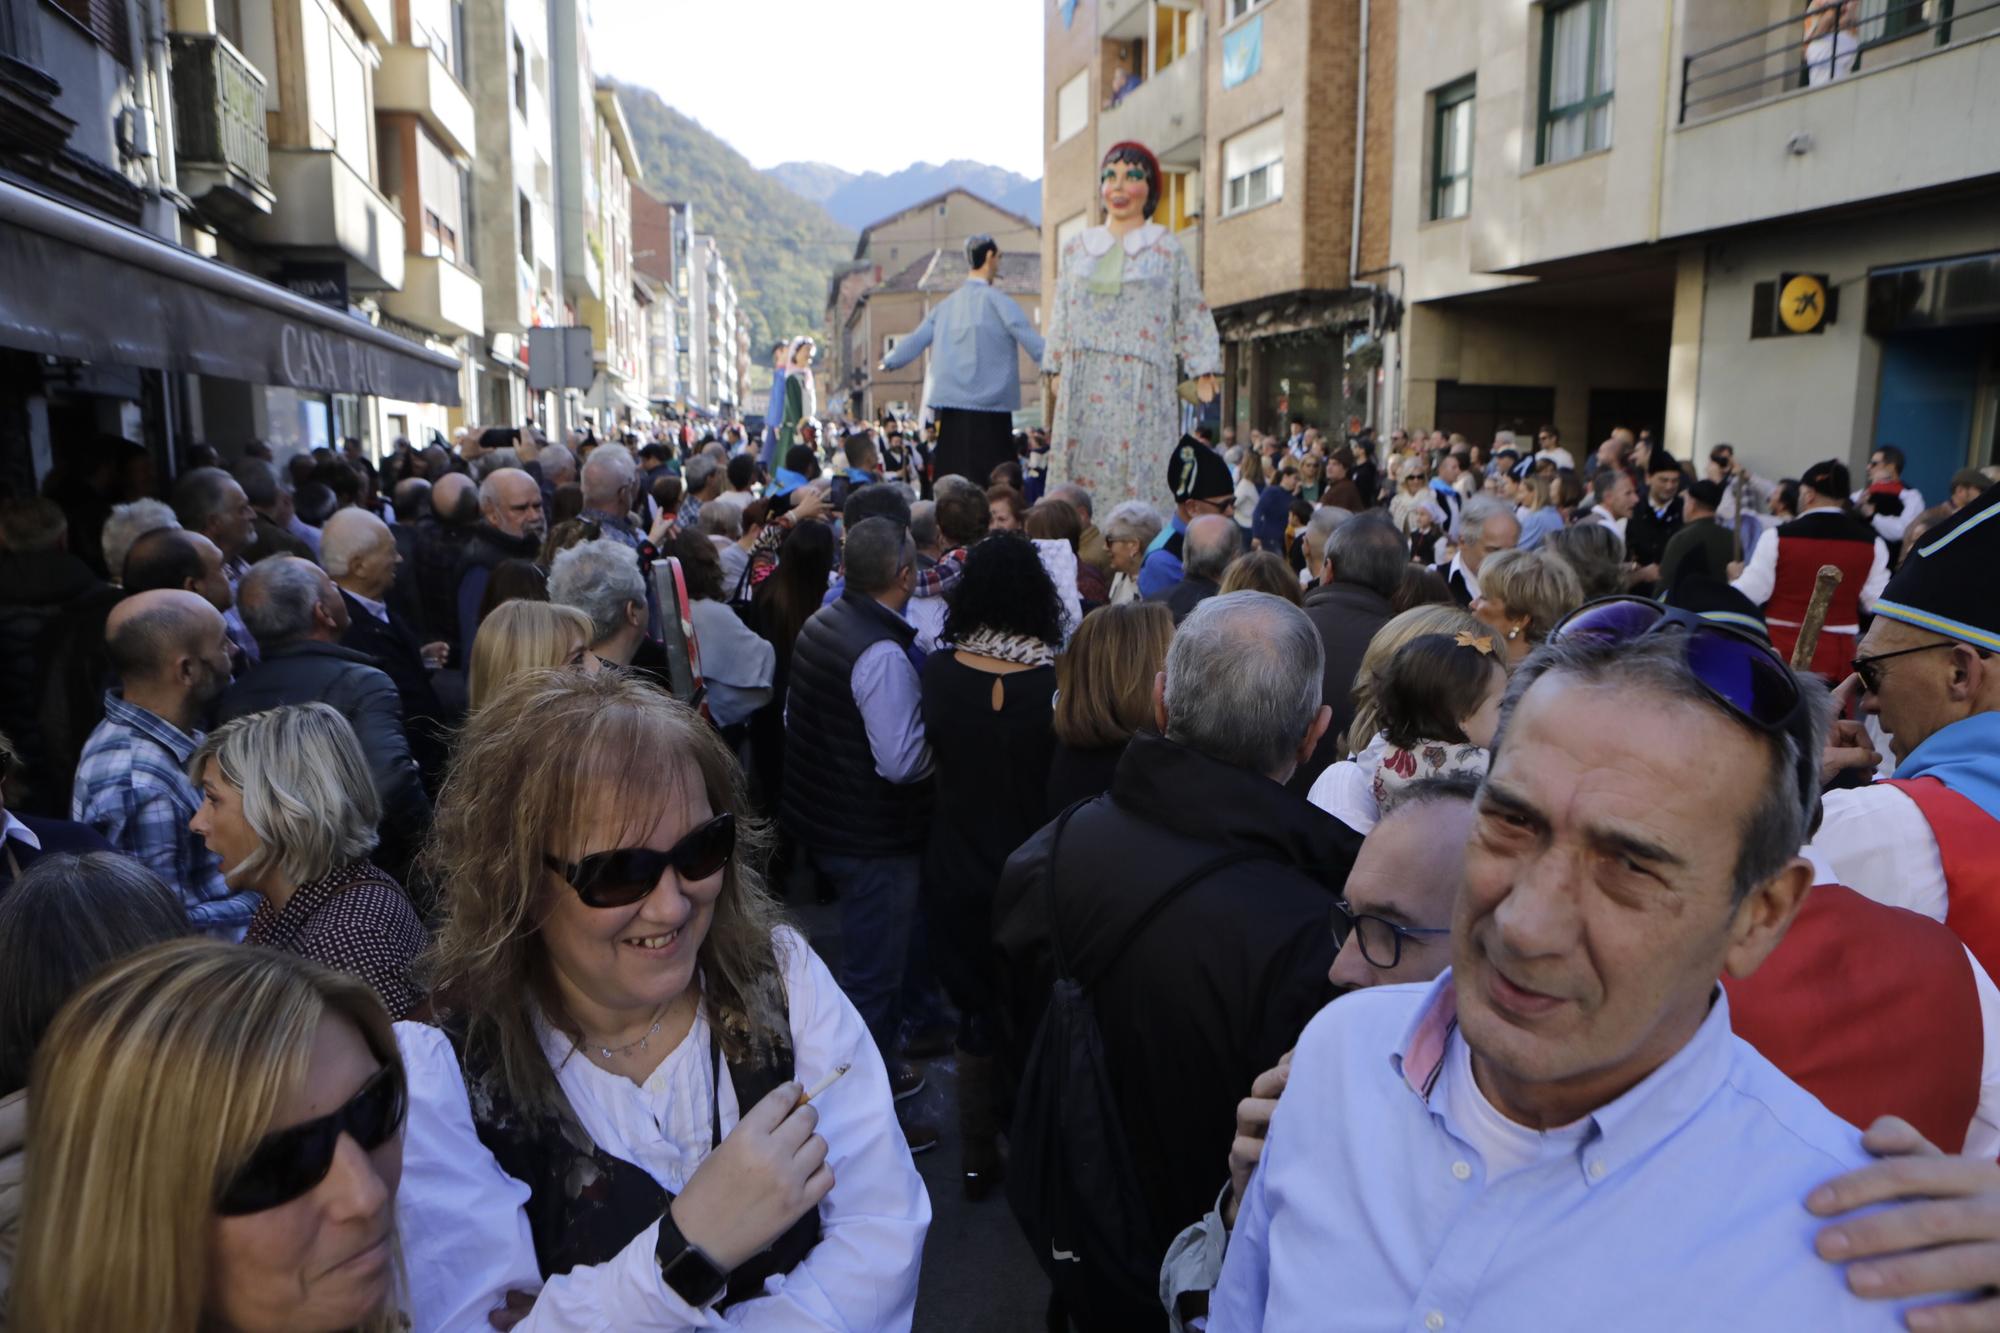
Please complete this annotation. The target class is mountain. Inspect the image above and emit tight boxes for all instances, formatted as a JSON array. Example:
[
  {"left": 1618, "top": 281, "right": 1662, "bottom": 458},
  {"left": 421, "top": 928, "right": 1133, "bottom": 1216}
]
[
  {"left": 765, "top": 158, "right": 1043, "bottom": 231},
  {"left": 611, "top": 82, "right": 854, "bottom": 362}
]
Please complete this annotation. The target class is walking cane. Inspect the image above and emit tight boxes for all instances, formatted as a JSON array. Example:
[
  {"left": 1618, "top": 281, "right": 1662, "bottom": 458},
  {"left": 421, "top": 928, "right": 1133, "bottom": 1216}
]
[{"left": 1788, "top": 565, "right": 1844, "bottom": 672}]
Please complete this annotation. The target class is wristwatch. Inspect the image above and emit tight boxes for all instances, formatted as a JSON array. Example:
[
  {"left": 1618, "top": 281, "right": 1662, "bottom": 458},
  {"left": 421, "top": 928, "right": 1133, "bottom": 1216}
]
[{"left": 656, "top": 1208, "right": 729, "bottom": 1308}]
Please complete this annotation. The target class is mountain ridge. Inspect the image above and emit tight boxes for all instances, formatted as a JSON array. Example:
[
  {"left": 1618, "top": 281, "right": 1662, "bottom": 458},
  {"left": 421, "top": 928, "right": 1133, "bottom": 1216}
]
[{"left": 764, "top": 158, "right": 1044, "bottom": 232}]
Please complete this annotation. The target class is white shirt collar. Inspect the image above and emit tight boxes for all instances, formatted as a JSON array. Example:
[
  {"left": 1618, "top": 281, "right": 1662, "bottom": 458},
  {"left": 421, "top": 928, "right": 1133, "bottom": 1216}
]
[
  {"left": 1449, "top": 552, "right": 1481, "bottom": 600},
  {"left": 345, "top": 587, "right": 390, "bottom": 623},
  {"left": 1079, "top": 221, "right": 1167, "bottom": 257},
  {"left": 2, "top": 812, "right": 40, "bottom": 852}
]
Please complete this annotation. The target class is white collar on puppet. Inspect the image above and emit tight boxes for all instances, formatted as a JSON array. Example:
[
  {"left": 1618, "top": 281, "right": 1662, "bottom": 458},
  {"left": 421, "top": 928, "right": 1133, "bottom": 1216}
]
[{"left": 1080, "top": 222, "right": 1167, "bottom": 257}]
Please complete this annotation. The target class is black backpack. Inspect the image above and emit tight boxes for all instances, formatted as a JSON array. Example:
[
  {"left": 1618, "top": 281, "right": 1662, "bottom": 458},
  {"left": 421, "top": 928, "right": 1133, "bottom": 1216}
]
[{"left": 1006, "top": 804, "right": 1248, "bottom": 1326}]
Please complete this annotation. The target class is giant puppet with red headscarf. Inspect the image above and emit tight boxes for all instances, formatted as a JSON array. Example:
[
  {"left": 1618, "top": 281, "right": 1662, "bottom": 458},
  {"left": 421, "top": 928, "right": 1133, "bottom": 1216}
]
[{"left": 1044, "top": 141, "right": 1222, "bottom": 511}]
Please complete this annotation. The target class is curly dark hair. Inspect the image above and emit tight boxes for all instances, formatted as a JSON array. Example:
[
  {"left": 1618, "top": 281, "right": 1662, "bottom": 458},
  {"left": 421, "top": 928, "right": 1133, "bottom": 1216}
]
[{"left": 944, "top": 533, "right": 1065, "bottom": 647}]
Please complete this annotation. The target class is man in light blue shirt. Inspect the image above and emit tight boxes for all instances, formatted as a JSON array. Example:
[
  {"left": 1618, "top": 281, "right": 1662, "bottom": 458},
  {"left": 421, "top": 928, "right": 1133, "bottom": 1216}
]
[
  {"left": 879, "top": 234, "right": 1044, "bottom": 486},
  {"left": 1212, "top": 630, "right": 1911, "bottom": 1331}
]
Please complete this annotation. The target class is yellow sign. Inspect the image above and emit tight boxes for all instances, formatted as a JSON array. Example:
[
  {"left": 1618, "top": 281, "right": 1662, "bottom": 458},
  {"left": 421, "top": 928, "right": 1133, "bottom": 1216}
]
[{"left": 1779, "top": 273, "right": 1830, "bottom": 333}]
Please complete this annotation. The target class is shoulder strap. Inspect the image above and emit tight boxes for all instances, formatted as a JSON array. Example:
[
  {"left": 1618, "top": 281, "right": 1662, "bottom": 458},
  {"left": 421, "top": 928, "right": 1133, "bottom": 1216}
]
[{"left": 1044, "top": 802, "right": 1256, "bottom": 991}]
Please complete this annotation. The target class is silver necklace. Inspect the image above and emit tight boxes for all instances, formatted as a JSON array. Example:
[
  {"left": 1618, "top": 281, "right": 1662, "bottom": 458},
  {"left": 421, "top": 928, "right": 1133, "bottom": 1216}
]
[{"left": 587, "top": 1003, "right": 670, "bottom": 1061}]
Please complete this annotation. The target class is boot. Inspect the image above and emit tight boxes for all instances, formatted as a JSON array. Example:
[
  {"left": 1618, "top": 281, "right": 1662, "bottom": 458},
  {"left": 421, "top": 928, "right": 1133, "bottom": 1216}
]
[{"left": 957, "top": 1049, "right": 1004, "bottom": 1202}]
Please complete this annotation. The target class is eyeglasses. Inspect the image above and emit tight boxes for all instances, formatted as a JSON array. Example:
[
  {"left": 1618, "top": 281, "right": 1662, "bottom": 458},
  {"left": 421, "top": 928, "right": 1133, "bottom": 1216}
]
[
  {"left": 543, "top": 812, "right": 736, "bottom": 909},
  {"left": 1333, "top": 899, "right": 1450, "bottom": 970},
  {"left": 1552, "top": 595, "right": 1812, "bottom": 809},
  {"left": 1852, "top": 641, "right": 1959, "bottom": 694},
  {"left": 1193, "top": 496, "right": 1236, "bottom": 516},
  {"left": 217, "top": 1063, "right": 406, "bottom": 1216}
]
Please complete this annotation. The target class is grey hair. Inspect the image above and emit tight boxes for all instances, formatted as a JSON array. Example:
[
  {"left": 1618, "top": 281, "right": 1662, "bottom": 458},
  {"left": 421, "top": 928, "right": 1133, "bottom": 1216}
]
[
  {"left": 580, "top": 443, "right": 637, "bottom": 507},
  {"left": 1380, "top": 770, "right": 1483, "bottom": 819},
  {"left": 538, "top": 442, "right": 577, "bottom": 485},
  {"left": 699, "top": 503, "right": 744, "bottom": 539},
  {"left": 1165, "top": 591, "right": 1325, "bottom": 778},
  {"left": 236, "top": 556, "right": 328, "bottom": 648},
  {"left": 683, "top": 455, "right": 720, "bottom": 496},
  {"left": 547, "top": 537, "right": 646, "bottom": 644},
  {"left": 1183, "top": 515, "right": 1241, "bottom": 582},
  {"left": 1492, "top": 634, "right": 1827, "bottom": 903},
  {"left": 1303, "top": 505, "right": 1352, "bottom": 567},
  {"left": 473, "top": 448, "right": 521, "bottom": 481},
  {"left": 910, "top": 501, "right": 939, "bottom": 551},
  {"left": 317, "top": 508, "right": 391, "bottom": 580},
  {"left": 1461, "top": 493, "right": 1520, "bottom": 544},
  {"left": 1103, "top": 499, "right": 1164, "bottom": 548},
  {"left": 188, "top": 703, "right": 381, "bottom": 888},
  {"left": 844, "top": 516, "right": 912, "bottom": 596},
  {"left": 170, "top": 466, "right": 241, "bottom": 531},
  {"left": 231, "top": 459, "right": 284, "bottom": 509},
  {"left": 1049, "top": 483, "right": 1094, "bottom": 521},
  {"left": 478, "top": 466, "right": 532, "bottom": 509},
  {"left": 1325, "top": 513, "right": 1406, "bottom": 598},
  {"left": 102, "top": 500, "right": 179, "bottom": 583}
]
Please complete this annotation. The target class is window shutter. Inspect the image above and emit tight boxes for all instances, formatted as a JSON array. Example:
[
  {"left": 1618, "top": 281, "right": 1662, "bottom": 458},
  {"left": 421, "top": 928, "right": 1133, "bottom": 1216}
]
[{"left": 48, "top": 0, "right": 132, "bottom": 63}]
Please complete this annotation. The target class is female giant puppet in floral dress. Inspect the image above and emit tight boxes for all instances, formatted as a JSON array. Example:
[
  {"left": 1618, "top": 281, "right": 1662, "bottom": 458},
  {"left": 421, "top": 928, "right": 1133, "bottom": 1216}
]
[{"left": 1045, "top": 141, "right": 1222, "bottom": 510}]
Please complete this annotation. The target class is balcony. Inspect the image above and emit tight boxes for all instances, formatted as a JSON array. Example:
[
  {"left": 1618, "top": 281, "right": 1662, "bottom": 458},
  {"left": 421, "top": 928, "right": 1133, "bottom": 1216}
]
[
  {"left": 376, "top": 44, "right": 476, "bottom": 159},
  {"left": 1099, "top": 39, "right": 1204, "bottom": 164},
  {"left": 245, "top": 149, "right": 405, "bottom": 290},
  {"left": 345, "top": 0, "right": 394, "bottom": 44},
  {"left": 1665, "top": 0, "right": 2000, "bottom": 238},
  {"left": 170, "top": 32, "right": 273, "bottom": 216},
  {"left": 383, "top": 253, "right": 483, "bottom": 338}
]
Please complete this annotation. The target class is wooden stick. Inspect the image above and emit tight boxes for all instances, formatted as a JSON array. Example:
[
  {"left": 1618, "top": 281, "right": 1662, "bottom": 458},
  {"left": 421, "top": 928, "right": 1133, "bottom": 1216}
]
[{"left": 1789, "top": 564, "right": 1845, "bottom": 671}]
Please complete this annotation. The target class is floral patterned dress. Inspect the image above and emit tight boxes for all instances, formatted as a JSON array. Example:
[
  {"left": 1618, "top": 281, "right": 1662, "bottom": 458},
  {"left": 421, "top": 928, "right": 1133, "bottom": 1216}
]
[{"left": 1045, "top": 222, "right": 1222, "bottom": 512}]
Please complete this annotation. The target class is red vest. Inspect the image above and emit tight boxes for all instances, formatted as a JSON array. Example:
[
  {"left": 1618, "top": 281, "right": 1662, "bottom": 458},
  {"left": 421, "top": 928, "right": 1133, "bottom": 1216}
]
[
  {"left": 1886, "top": 777, "right": 2000, "bottom": 989},
  {"left": 1765, "top": 510, "right": 1878, "bottom": 679},
  {"left": 1725, "top": 883, "right": 1982, "bottom": 1152}
]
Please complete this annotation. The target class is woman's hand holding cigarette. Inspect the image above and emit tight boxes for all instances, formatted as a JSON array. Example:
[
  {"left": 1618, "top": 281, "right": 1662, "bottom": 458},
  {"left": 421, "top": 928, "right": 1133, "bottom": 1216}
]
[{"left": 670, "top": 1080, "right": 834, "bottom": 1272}]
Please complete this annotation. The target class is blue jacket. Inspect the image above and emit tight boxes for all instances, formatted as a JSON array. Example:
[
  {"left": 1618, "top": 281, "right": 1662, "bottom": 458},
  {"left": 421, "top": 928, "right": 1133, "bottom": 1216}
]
[{"left": 879, "top": 278, "right": 1045, "bottom": 414}]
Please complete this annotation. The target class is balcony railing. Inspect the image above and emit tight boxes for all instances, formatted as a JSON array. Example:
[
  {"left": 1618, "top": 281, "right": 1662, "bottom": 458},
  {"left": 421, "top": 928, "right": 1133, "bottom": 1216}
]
[
  {"left": 170, "top": 32, "right": 269, "bottom": 195},
  {"left": 1682, "top": 0, "right": 2000, "bottom": 123}
]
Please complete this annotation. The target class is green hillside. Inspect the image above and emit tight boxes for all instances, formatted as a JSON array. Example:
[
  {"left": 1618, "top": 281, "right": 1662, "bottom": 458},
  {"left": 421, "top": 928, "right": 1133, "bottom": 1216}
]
[{"left": 611, "top": 81, "right": 854, "bottom": 362}]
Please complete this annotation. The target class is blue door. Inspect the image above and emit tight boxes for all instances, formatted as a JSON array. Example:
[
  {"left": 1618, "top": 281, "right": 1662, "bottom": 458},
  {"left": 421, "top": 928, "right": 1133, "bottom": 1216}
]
[{"left": 1874, "top": 328, "right": 1987, "bottom": 503}]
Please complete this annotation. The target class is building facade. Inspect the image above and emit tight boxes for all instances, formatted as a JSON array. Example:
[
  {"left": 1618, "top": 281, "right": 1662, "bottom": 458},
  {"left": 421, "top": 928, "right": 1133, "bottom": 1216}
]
[
  {"left": 846, "top": 251, "right": 1045, "bottom": 423},
  {"left": 1388, "top": 0, "right": 2000, "bottom": 494}
]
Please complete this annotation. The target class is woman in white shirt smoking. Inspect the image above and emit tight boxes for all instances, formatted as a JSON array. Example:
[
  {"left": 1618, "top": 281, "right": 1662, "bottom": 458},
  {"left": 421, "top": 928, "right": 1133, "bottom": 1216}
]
[{"left": 400, "top": 668, "right": 928, "bottom": 1330}]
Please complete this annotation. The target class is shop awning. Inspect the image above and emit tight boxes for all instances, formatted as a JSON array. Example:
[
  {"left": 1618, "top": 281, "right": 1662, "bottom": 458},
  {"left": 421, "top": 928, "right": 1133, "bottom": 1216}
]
[{"left": 0, "top": 179, "right": 461, "bottom": 405}]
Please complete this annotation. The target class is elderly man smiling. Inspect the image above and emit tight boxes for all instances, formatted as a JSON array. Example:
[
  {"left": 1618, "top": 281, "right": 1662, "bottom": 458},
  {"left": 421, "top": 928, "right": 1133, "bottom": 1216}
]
[{"left": 1210, "top": 622, "right": 1911, "bottom": 1329}]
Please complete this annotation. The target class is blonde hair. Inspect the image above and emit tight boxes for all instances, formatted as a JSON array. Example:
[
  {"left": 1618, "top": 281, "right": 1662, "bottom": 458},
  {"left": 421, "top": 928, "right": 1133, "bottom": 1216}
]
[
  {"left": 1053, "top": 602, "right": 1173, "bottom": 749},
  {"left": 13, "top": 940, "right": 404, "bottom": 1333},
  {"left": 468, "top": 600, "right": 594, "bottom": 712},
  {"left": 189, "top": 703, "right": 380, "bottom": 888},
  {"left": 422, "top": 669, "right": 788, "bottom": 1117},
  {"left": 1219, "top": 550, "right": 1304, "bottom": 605},
  {"left": 1475, "top": 548, "right": 1584, "bottom": 647},
  {"left": 1344, "top": 604, "right": 1488, "bottom": 755},
  {"left": 1519, "top": 473, "right": 1555, "bottom": 510}
]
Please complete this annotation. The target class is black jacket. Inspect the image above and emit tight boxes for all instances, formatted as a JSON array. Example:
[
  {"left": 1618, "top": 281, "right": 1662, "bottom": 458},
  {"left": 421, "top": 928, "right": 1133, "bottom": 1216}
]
[
  {"left": 0, "top": 551, "right": 114, "bottom": 815},
  {"left": 217, "top": 641, "right": 431, "bottom": 871},
  {"left": 454, "top": 523, "right": 543, "bottom": 651},
  {"left": 995, "top": 734, "right": 1360, "bottom": 1274},
  {"left": 1150, "top": 574, "right": 1219, "bottom": 626},
  {"left": 412, "top": 518, "right": 474, "bottom": 652},
  {"left": 1293, "top": 580, "right": 1394, "bottom": 792},
  {"left": 780, "top": 592, "right": 932, "bottom": 857},
  {"left": 339, "top": 591, "right": 453, "bottom": 790}
]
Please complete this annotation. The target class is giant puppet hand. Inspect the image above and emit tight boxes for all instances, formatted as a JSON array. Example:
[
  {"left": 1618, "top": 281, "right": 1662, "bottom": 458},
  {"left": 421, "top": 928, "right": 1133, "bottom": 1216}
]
[
  {"left": 1197, "top": 375, "right": 1219, "bottom": 405},
  {"left": 1809, "top": 1115, "right": 2000, "bottom": 1328}
]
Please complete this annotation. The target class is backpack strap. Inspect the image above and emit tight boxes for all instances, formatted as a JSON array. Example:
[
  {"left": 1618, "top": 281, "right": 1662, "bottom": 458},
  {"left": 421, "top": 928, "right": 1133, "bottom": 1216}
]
[{"left": 1043, "top": 802, "right": 1257, "bottom": 992}]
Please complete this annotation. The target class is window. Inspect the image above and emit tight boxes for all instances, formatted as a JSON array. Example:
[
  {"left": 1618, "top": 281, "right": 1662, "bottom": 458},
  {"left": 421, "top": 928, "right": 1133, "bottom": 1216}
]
[
  {"left": 518, "top": 190, "right": 533, "bottom": 265},
  {"left": 1856, "top": 0, "right": 1935, "bottom": 44},
  {"left": 417, "top": 129, "right": 464, "bottom": 262},
  {"left": 1056, "top": 69, "right": 1089, "bottom": 144},
  {"left": 1430, "top": 77, "right": 1474, "bottom": 220},
  {"left": 883, "top": 334, "right": 901, "bottom": 358},
  {"left": 512, "top": 34, "right": 527, "bottom": 114},
  {"left": 1222, "top": 116, "right": 1284, "bottom": 217},
  {"left": 1227, "top": 0, "right": 1272, "bottom": 20},
  {"left": 1161, "top": 167, "right": 1201, "bottom": 231},
  {"left": 1539, "top": 0, "right": 1614, "bottom": 164},
  {"left": 1155, "top": 3, "right": 1197, "bottom": 72}
]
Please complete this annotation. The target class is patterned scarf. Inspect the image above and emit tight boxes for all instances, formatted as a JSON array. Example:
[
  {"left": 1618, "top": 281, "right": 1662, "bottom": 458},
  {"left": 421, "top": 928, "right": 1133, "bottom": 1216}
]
[
  {"left": 1358, "top": 730, "right": 1491, "bottom": 812},
  {"left": 953, "top": 627, "right": 1056, "bottom": 669}
]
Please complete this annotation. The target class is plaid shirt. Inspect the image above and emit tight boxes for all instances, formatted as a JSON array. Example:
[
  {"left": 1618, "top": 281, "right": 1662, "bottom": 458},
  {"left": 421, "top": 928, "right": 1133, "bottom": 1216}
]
[
  {"left": 913, "top": 547, "right": 967, "bottom": 600},
  {"left": 71, "top": 692, "right": 258, "bottom": 939}
]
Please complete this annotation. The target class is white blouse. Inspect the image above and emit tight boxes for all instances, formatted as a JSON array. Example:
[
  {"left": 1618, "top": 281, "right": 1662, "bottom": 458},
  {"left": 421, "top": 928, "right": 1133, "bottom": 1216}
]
[{"left": 395, "top": 927, "right": 931, "bottom": 1331}]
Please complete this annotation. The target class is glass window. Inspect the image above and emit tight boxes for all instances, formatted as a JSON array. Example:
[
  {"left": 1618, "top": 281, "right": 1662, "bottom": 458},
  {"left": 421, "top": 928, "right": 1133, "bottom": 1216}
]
[
  {"left": 1228, "top": 0, "right": 1272, "bottom": 21},
  {"left": 512, "top": 34, "right": 527, "bottom": 114},
  {"left": 1539, "top": 0, "right": 1614, "bottom": 165},
  {"left": 1222, "top": 116, "right": 1284, "bottom": 217},
  {"left": 1056, "top": 69, "right": 1089, "bottom": 144},
  {"left": 1430, "top": 77, "right": 1475, "bottom": 220}
]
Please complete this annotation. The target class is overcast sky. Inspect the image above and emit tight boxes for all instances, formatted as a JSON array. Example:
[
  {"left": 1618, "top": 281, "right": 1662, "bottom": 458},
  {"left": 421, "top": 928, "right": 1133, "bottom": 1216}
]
[{"left": 590, "top": 0, "right": 1046, "bottom": 179}]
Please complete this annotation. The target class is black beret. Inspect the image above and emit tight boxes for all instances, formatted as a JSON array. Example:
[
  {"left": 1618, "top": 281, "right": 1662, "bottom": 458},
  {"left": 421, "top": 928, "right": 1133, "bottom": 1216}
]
[
  {"left": 1168, "top": 436, "right": 1233, "bottom": 503},
  {"left": 1874, "top": 481, "right": 2000, "bottom": 652}
]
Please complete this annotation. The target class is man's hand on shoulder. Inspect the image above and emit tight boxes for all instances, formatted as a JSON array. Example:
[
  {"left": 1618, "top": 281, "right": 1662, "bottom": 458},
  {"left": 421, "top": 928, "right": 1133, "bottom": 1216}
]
[{"left": 1808, "top": 1116, "right": 2000, "bottom": 1328}]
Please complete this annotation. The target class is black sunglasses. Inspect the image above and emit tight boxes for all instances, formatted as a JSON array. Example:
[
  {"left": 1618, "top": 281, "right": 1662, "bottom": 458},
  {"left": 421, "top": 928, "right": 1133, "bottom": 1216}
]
[
  {"left": 1851, "top": 641, "right": 1958, "bottom": 695},
  {"left": 1333, "top": 899, "right": 1450, "bottom": 971},
  {"left": 544, "top": 812, "right": 737, "bottom": 909},
  {"left": 217, "top": 1063, "right": 405, "bottom": 1216}
]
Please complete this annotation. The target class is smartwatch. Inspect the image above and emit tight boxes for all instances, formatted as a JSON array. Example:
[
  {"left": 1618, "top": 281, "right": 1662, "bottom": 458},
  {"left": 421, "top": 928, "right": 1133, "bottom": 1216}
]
[{"left": 656, "top": 1208, "right": 729, "bottom": 1309}]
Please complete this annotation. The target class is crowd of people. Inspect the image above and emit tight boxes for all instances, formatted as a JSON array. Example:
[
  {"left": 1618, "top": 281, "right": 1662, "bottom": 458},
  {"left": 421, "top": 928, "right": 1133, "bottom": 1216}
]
[{"left": 0, "top": 406, "right": 1996, "bottom": 1332}]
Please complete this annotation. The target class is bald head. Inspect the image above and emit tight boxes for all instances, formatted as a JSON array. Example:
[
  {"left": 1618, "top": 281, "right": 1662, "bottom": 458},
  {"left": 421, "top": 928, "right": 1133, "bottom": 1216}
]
[
  {"left": 104, "top": 589, "right": 231, "bottom": 703},
  {"left": 479, "top": 467, "right": 545, "bottom": 540},
  {"left": 1184, "top": 513, "right": 1242, "bottom": 583},
  {"left": 320, "top": 508, "right": 398, "bottom": 600},
  {"left": 432, "top": 472, "right": 478, "bottom": 525}
]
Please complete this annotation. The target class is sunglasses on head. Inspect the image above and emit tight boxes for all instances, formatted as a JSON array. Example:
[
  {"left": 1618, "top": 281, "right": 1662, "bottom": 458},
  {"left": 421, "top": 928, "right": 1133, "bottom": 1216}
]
[
  {"left": 544, "top": 812, "right": 737, "bottom": 909},
  {"left": 217, "top": 1063, "right": 405, "bottom": 1217}
]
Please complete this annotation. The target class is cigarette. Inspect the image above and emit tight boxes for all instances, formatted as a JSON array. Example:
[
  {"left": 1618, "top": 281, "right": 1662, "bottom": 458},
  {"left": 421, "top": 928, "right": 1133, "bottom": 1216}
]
[{"left": 799, "top": 1063, "right": 851, "bottom": 1106}]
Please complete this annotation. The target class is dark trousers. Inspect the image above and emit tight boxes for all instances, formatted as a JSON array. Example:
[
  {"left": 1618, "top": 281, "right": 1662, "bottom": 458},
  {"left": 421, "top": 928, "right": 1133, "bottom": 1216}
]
[
  {"left": 933, "top": 407, "right": 1015, "bottom": 487},
  {"left": 814, "top": 851, "right": 923, "bottom": 1058}
]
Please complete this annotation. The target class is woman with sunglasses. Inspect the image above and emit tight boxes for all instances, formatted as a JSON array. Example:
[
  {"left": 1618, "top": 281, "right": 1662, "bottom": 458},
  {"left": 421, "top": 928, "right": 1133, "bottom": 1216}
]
[
  {"left": 409, "top": 669, "right": 928, "bottom": 1327},
  {"left": 13, "top": 940, "right": 408, "bottom": 1332}
]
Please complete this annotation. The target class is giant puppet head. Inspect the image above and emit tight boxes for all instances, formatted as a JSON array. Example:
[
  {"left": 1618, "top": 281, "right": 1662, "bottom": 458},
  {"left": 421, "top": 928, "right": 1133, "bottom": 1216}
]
[{"left": 1099, "top": 141, "right": 1161, "bottom": 223}]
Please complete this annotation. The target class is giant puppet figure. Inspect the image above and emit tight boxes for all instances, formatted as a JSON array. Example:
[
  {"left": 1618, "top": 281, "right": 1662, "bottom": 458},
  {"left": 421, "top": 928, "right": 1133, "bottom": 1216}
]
[
  {"left": 777, "top": 336, "right": 818, "bottom": 455},
  {"left": 1045, "top": 141, "right": 1222, "bottom": 511}
]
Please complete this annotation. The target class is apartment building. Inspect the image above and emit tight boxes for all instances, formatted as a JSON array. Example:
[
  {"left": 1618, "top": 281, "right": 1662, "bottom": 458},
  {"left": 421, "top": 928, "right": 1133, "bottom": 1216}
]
[
  {"left": 1044, "top": 0, "right": 1396, "bottom": 439},
  {"left": 631, "top": 185, "right": 688, "bottom": 406},
  {"left": 687, "top": 232, "right": 741, "bottom": 416},
  {"left": 1389, "top": 0, "right": 2000, "bottom": 496},
  {"left": 827, "top": 188, "right": 1040, "bottom": 421},
  {"left": 579, "top": 83, "right": 643, "bottom": 423}
]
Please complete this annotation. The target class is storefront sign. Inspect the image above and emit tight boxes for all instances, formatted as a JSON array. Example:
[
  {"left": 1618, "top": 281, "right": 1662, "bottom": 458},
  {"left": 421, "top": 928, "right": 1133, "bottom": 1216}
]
[
  {"left": 277, "top": 261, "right": 350, "bottom": 311},
  {"left": 1777, "top": 273, "right": 1831, "bottom": 334}
]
